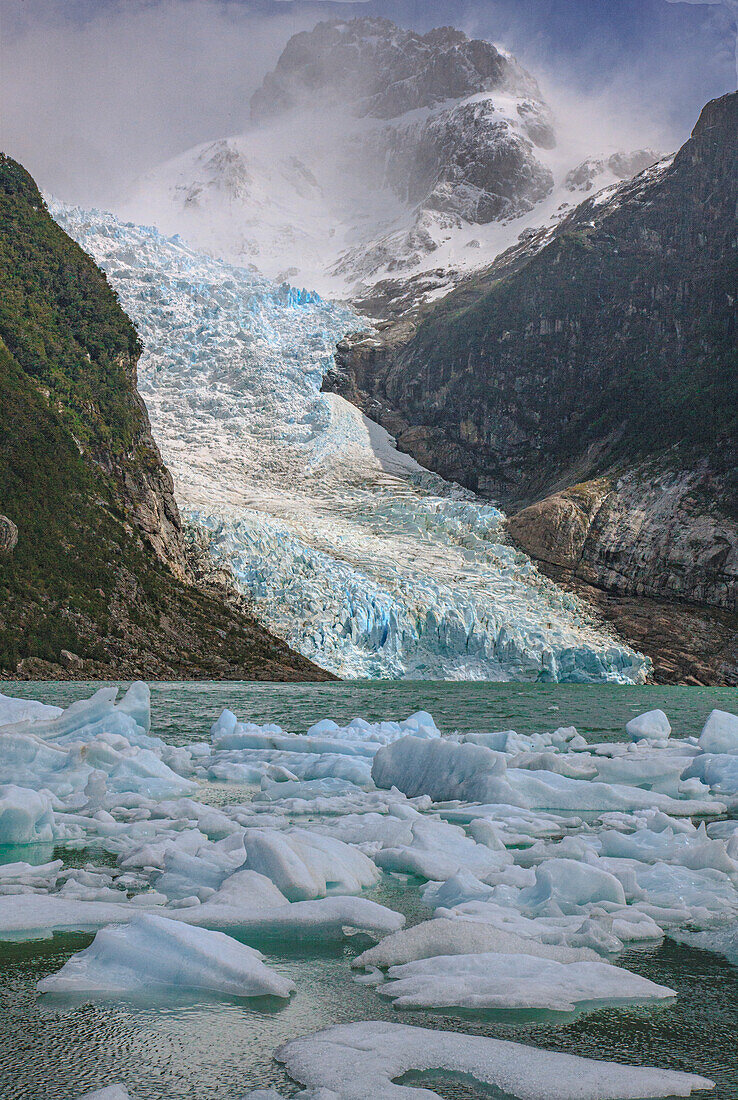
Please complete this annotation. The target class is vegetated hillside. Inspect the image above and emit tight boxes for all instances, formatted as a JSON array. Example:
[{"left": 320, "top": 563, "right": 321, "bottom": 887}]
[
  {"left": 0, "top": 154, "right": 331, "bottom": 681},
  {"left": 326, "top": 92, "right": 738, "bottom": 682}
]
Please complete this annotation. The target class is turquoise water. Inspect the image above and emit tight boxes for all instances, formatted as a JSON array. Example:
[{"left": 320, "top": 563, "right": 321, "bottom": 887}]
[
  {"left": 4, "top": 680, "right": 737, "bottom": 743},
  {"left": 0, "top": 682, "right": 736, "bottom": 1099}
]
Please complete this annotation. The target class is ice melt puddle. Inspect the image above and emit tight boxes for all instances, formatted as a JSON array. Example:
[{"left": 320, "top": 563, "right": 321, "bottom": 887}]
[{"left": 51, "top": 202, "right": 647, "bottom": 683}]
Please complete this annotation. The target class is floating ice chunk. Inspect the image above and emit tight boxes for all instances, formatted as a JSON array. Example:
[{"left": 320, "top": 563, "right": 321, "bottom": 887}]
[
  {"left": 374, "top": 816, "right": 512, "bottom": 881},
  {"left": 401, "top": 711, "right": 439, "bottom": 736},
  {"left": 275, "top": 1020, "right": 713, "bottom": 1099},
  {"left": 506, "top": 767, "right": 721, "bottom": 815},
  {"left": 632, "top": 862, "right": 738, "bottom": 918},
  {"left": 38, "top": 912, "right": 294, "bottom": 999},
  {"left": 116, "top": 682, "right": 152, "bottom": 734},
  {"left": 463, "top": 730, "right": 518, "bottom": 750},
  {"left": 698, "top": 710, "right": 738, "bottom": 755},
  {"left": 241, "top": 1093, "right": 287, "bottom": 1100},
  {"left": 256, "top": 776, "right": 366, "bottom": 801},
  {"left": 682, "top": 752, "right": 738, "bottom": 797},
  {"left": 243, "top": 828, "right": 379, "bottom": 900},
  {"left": 378, "top": 951, "right": 675, "bottom": 1013},
  {"left": 520, "top": 859, "right": 627, "bottom": 912},
  {"left": 626, "top": 710, "right": 671, "bottom": 742},
  {"left": 0, "top": 785, "right": 55, "bottom": 845},
  {"left": 421, "top": 871, "right": 495, "bottom": 910},
  {"left": 0, "top": 892, "right": 404, "bottom": 942},
  {"left": 210, "top": 708, "right": 238, "bottom": 740},
  {"left": 0, "top": 693, "right": 62, "bottom": 727},
  {"left": 371, "top": 735, "right": 720, "bottom": 815},
  {"left": 372, "top": 736, "right": 520, "bottom": 805},
  {"left": 208, "top": 762, "right": 266, "bottom": 784},
  {"left": 599, "top": 823, "right": 738, "bottom": 875},
  {"left": 353, "top": 918, "right": 599, "bottom": 970},
  {"left": 208, "top": 869, "right": 288, "bottom": 909},
  {"left": 671, "top": 925, "right": 738, "bottom": 967},
  {"left": 0, "top": 859, "right": 63, "bottom": 892},
  {"left": 593, "top": 752, "right": 699, "bottom": 797}
]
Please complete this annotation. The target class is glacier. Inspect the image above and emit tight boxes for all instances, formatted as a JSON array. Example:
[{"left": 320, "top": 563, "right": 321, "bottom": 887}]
[{"left": 52, "top": 201, "right": 648, "bottom": 682}]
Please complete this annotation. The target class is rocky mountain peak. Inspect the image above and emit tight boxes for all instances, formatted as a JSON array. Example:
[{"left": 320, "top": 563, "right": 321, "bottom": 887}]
[{"left": 250, "top": 17, "right": 543, "bottom": 123}]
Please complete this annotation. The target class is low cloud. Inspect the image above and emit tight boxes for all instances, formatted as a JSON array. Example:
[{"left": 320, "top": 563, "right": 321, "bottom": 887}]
[{"left": 0, "top": 0, "right": 316, "bottom": 205}]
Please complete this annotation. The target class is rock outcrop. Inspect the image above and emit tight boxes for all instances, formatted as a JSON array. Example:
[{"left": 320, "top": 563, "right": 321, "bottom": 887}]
[{"left": 0, "top": 515, "right": 18, "bottom": 554}]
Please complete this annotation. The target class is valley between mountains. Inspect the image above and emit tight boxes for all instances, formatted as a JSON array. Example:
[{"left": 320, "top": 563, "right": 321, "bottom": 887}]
[{"left": 1, "top": 16, "right": 735, "bottom": 683}]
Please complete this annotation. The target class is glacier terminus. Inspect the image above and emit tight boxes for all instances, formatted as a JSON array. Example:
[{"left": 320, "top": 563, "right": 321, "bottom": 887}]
[{"left": 52, "top": 203, "right": 648, "bottom": 683}]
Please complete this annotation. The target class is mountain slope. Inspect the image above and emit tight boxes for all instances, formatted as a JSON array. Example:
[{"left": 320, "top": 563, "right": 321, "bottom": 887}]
[
  {"left": 0, "top": 154, "right": 331, "bottom": 681},
  {"left": 326, "top": 92, "right": 738, "bottom": 676},
  {"left": 119, "top": 18, "right": 656, "bottom": 303}
]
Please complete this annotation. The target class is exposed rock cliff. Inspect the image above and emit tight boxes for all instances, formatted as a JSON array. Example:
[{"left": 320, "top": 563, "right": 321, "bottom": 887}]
[{"left": 326, "top": 92, "right": 738, "bottom": 677}]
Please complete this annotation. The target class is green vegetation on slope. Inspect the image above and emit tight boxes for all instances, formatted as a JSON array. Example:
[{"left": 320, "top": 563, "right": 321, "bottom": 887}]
[
  {"left": 0, "top": 154, "right": 329, "bottom": 680},
  {"left": 0, "top": 154, "right": 143, "bottom": 460}
]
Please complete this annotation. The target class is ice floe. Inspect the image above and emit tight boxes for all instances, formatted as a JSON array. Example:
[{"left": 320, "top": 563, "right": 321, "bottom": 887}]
[
  {"left": 1, "top": 684, "right": 735, "bottom": 1094},
  {"left": 274, "top": 1020, "right": 713, "bottom": 1098},
  {"left": 376, "top": 951, "right": 675, "bottom": 1013},
  {"left": 38, "top": 912, "right": 294, "bottom": 999}
]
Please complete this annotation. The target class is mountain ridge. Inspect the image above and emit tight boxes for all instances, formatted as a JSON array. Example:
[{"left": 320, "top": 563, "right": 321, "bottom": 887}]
[{"left": 119, "top": 17, "right": 657, "bottom": 303}]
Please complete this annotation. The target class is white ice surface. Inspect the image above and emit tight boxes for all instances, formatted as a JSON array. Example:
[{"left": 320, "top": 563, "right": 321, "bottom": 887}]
[
  {"left": 76, "top": 1087, "right": 131, "bottom": 1100},
  {"left": 38, "top": 912, "right": 294, "bottom": 999},
  {"left": 0, "top": 693, "right": 62, "bottom": 727},
  {"left": 275, "top": 1020, "right": 713, "bottom": 1099},
  {"left": 353, "top": 918, "right": 599, "bottom": 970},
  {"left": 626, "top": 709, "right": 671, "bottom": 742},
  {"left": 699, "top": 709, "right": 738, "bottom": 754},
  {"left": 378, "top": 951, "right": 675, "bottom": 1013}
]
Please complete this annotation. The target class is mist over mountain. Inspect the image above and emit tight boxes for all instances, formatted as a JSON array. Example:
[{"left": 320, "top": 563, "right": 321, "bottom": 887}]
[
  {"left": 1, "top": 0, "right": 734, "bottom": 208},
  {"left": 116, "top": 17, "right": 663, "bottom": 302}
]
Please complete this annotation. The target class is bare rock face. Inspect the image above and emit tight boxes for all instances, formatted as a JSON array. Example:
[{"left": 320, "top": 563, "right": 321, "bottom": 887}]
[
  {"left": 250, "top": 18, "right": 541, "bottom": 124},
  {"left": 0, "top": 515, "right": 18, "bottom": 553},
  {"left": 328, "top": 93, "right": 738, "bottom": 621},
  {"left": 507, "top": 467, "right": 738, "bottom": 614},
  {"left": 506, "top": 481, "right": 612, "bottom": 569}
]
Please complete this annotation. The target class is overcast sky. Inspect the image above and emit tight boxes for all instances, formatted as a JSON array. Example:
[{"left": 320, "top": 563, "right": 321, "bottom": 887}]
[{"left": 1, "top": 0, "right": 734, "bottom": 206}]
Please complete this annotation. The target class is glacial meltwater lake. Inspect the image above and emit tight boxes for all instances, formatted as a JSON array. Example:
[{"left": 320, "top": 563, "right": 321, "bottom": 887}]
[{"left": 1, "top": 681, "right": 736, "bottom": 1100}]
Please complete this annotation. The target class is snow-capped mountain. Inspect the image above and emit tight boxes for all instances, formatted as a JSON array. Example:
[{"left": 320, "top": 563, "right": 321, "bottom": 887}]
[
  {"left": 120, "top": 18, "right": 658, "bottom": 303},
  {"left": 52, "top": 201, "right": 647, "bottom": 683}
]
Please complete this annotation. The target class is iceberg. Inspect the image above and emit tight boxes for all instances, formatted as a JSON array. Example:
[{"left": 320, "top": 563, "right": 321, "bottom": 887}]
[
  {"left": 76, "top": 1087, "right": 130, "bottom": 1100},
  {"left": 353, "top": 918, "right": 599, "bottom": 970},
  {"left": 0, "top": 693, "right": 62, "bottom": 727},
  {"left": 378, "top": 951, "right": 675, "bottom": 1013},
  {"left": 38, "top": 912, "right": 294, "bottom": 999},
  {"left": 625, "top": 709, "right": 671, "bottom": 741},
  {"left": 0, "top": 784, "right": 55, "bottom": 846},
  {"left": 699, "top": 709, "right": 738, "bottom": 754},
  {"left": 275, "top": 1020, "right": 713, "bottom": 1099},
  {"left": 242, "top": 827, "right": 379, "bottom": 900},
  {"left": 0, "top": 891, "right": 404, "bottom": 943}
]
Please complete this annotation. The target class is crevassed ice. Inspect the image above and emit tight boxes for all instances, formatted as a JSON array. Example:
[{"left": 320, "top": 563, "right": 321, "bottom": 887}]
[{"left": 51, "top": 201, "right": 647, "bottom": 683}]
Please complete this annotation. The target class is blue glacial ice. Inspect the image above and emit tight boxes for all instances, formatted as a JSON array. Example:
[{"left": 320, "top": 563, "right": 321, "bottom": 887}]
[{"left": 51, "top": 201, "right": 648, "bottom": 682}]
